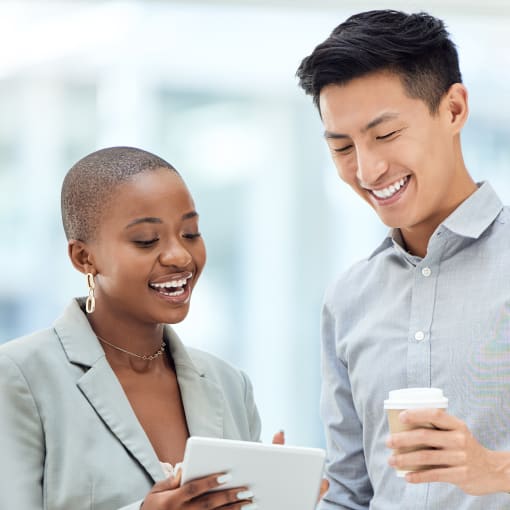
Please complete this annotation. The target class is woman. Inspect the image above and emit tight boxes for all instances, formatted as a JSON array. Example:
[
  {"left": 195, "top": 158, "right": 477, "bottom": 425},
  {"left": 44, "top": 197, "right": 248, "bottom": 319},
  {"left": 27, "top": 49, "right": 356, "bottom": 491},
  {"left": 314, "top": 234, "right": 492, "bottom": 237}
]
[{"left": 0, "top": 147, "right": 264, "bottom": 509}]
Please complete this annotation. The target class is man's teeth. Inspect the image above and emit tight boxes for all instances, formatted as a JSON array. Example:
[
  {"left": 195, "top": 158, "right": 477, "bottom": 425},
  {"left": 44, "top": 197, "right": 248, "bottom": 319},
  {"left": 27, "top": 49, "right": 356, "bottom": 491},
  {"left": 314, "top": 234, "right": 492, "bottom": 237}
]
[{"left": 372, "top": 177, "right": 408, "bottom": 199}]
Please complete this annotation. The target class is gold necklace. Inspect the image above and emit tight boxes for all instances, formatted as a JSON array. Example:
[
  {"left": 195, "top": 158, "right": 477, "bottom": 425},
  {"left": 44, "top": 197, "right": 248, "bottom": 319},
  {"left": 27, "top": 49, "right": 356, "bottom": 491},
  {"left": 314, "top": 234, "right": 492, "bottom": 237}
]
[{"left": 96, "top": 335, "right": 166, "bottom": 361}]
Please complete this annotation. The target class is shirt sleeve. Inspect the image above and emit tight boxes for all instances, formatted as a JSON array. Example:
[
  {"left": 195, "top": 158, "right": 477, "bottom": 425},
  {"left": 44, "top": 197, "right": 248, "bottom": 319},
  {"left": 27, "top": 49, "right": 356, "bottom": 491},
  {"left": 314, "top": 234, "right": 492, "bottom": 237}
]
[
  {"left": 318, "top": 300, "right": 373, "bottom": 510},
  {"left": 0, "top": 354, "right": 45, "bottom": 508},
  {"left": 241, "top": 369, "right": 262, "bottom": 442}
]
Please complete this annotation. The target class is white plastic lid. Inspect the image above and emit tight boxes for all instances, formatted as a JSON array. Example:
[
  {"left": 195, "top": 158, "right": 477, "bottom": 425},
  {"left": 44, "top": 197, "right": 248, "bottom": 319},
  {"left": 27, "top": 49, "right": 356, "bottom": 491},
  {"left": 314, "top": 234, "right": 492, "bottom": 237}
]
[{"left": 383, "top": 387, "right": 448, "bottom": 409}]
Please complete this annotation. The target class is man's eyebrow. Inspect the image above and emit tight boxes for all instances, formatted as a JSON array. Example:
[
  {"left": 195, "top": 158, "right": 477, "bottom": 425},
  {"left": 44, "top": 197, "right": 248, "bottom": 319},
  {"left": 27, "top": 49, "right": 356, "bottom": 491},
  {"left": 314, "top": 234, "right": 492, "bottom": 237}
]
[
  {"left": 324, "top": 112, "right": 400, "bottom": 139},
  {"left": 363, "top": 112, "right": 399, "bottom": 132}
]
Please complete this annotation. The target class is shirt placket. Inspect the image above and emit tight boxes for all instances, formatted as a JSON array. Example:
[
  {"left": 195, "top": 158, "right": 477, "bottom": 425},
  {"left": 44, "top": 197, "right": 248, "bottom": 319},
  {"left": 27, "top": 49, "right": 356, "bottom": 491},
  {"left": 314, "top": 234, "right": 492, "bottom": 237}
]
[{"left": 406, "top": 238, "right": 444, "bottom": 389}]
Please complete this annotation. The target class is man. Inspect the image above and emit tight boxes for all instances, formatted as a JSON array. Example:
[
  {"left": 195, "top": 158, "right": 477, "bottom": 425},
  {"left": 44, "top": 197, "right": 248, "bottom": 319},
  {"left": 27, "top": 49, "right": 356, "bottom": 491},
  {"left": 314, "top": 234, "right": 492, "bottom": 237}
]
[{"left": 296, "top": 9, "right": 510, "bottom": 509}]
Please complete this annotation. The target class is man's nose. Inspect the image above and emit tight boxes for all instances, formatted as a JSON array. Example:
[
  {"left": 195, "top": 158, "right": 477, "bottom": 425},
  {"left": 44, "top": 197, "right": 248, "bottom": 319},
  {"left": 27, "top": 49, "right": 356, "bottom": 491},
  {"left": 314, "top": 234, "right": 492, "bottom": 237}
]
[
  {"left": 159, "top": 240, "right": 192, "bottom": 268},
  {"left": 355, "top": 149, "right": 389, "bottom": 186}
]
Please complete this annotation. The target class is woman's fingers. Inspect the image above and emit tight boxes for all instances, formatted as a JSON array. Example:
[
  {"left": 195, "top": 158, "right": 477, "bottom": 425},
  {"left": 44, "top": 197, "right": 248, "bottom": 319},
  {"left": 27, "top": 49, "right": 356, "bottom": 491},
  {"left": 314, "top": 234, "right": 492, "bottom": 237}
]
[
  {"left": 319, "top": 478, "right": 329, "bottom": 500},
  {"left": 149, "top": 472, "right": 181, "bottom": 493},
  {"left": 272, "top": 430, "right": 285, "bottom": 445},
  {"left": 179, "top": 472, "right": 233, "bottom": 503},
  {"left": 189, "top": 487, "right": 254, "bottom": 509}
]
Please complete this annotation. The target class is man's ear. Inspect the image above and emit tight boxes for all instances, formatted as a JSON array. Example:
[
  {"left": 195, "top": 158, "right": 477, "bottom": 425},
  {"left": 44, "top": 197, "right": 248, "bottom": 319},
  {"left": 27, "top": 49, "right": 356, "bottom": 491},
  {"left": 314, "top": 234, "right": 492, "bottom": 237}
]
[
  {"left": 443, "top": 83, "right": 469, "bottom": 134},
  {"left": 68, "top": 239, "right": 97, "bottom": 276}
]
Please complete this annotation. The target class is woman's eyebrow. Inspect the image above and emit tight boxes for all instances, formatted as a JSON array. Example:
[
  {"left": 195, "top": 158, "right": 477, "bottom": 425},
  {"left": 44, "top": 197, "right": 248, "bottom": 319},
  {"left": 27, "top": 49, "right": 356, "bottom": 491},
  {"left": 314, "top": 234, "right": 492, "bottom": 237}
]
[
  {"left": 125, "top": 217, "right": 162, "bottom": 229},
  {"left": 182, "top": 211, "right": 198, "bottom": 220}
]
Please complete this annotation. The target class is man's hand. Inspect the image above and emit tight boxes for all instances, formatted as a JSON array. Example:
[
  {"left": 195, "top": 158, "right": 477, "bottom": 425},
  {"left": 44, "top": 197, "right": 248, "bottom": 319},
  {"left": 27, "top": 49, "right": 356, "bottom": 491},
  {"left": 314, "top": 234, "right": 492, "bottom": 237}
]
[{"left": 386, "top": 408, "right": 510, "bottom": 495}]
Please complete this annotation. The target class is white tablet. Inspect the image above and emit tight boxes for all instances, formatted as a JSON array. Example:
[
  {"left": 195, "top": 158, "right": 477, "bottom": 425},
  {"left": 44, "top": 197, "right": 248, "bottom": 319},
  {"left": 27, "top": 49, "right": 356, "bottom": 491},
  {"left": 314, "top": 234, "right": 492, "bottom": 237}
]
[{"left": 180, "top": 436, "right": 325, "bottom": 510}]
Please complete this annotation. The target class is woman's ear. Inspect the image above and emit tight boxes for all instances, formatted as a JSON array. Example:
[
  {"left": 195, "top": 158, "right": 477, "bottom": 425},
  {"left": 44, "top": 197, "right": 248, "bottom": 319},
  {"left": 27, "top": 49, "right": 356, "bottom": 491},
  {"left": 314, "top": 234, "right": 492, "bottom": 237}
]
[
  {"left": 444, "top": 83, "right": 469, "bottom": 134},
  {"left": 68, "top": 240, "right": 96, "bottom": 276}
]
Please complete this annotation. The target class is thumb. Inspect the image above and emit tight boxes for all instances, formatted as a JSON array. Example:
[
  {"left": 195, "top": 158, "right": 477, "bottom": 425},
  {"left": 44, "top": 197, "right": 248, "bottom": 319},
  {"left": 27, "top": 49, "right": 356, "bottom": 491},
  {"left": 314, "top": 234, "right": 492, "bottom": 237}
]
[
  {"left": 151, "top": 467, "right": 182, "bottom": 493},
  {"left": 272, "top": 430, "right": 285, "bottom": 445}
]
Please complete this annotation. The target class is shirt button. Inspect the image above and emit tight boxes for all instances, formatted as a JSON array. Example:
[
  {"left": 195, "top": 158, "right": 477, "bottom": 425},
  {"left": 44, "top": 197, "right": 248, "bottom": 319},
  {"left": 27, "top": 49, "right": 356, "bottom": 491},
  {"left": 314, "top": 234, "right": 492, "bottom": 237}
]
[
  {"left": 421, "top": 267, "right": 432, "bottom": 277},
  {"left": 414, "top": 331, "right": 425, "bottom": 341}
]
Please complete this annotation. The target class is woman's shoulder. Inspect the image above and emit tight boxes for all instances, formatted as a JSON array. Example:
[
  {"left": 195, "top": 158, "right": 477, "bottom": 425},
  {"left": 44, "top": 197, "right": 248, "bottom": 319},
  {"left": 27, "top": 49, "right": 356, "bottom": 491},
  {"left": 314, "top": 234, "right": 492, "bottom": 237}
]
[
  {"left": 0, "top": 327, "right": 65, "bottom": 389},
  {"left": 0, "top": 327, "right": 59, "bottom": 361},
  {"left": 165, "top": 326, "right": 249, "bottom": 386},
  {"left": 186, "top": 346, "right": 246, "bottom": 379}
]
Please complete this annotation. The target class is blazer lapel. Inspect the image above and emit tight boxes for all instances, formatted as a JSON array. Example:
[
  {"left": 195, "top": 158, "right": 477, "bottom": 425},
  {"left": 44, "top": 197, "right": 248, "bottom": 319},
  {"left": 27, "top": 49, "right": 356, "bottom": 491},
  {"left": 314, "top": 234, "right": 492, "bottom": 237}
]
[
  {"left": 55, "top": 300, "right": 164, "bottom": 483},
  {"left": 165, "top": 327, "right": 225, "bottom": 439},
  {"left": 77, "top": 358, "right": 165, "bottom": 482}
]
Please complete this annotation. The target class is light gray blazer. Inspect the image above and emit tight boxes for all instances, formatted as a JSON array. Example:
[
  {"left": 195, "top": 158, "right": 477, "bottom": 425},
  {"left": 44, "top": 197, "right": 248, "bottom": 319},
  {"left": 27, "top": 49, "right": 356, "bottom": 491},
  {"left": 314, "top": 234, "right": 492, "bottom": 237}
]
[{"left": 0, "top": 299, "right": 261, "bottom": 510}]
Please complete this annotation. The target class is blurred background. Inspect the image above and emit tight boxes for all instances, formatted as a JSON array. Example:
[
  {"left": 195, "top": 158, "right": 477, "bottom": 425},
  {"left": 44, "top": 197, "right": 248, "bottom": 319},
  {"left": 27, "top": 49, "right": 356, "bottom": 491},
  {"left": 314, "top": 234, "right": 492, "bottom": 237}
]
[{"left": 1, "top": 0, "right": 509, "bottom": 447}]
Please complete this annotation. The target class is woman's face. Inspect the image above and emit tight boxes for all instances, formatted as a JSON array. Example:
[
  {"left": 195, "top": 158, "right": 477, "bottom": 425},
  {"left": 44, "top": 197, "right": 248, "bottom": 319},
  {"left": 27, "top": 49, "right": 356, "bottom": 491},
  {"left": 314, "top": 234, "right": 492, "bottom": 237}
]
[{"left": 87, "top": 168, "right": 206, "bottom": 326}]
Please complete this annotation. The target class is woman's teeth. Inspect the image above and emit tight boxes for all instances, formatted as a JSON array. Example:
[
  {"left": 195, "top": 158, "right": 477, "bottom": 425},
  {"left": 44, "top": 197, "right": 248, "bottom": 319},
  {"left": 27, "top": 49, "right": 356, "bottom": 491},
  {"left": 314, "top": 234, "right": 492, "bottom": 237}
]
[
  {"left": 150, "top": 278, "right": 188, "bottom": 296},
  {"left": 372, "top": 176, "right": 408, "bottom": 199}
]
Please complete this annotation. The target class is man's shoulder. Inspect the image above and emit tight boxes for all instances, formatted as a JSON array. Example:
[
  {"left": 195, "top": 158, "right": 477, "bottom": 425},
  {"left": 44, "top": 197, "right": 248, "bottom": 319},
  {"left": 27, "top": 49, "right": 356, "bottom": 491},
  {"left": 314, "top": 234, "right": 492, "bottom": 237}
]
[{"left": 324, "top": 245, "right": 392, "bottom": 303}]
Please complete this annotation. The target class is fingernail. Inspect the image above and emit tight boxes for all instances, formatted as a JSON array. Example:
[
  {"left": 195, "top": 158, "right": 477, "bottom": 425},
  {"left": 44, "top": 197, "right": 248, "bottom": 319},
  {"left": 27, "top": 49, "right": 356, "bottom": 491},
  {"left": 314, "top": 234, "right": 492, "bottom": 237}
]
[
  {"left": 399, "top": 411, "right": 408, "bottom": 422},
  {"left": 241, "top": 504, "right": 258, "bottom": 510},
  {"left": 237, "top": 490, "right": 254, "bottom": 500},
  {"left": 217, "top": 473, "right": 232, "bottom": 484}
]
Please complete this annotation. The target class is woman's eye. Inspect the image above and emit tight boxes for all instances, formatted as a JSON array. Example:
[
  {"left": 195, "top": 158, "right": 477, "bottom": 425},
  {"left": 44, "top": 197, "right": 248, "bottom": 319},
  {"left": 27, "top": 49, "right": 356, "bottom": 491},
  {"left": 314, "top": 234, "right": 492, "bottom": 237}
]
[
  {"left": 134, "top": 238, "right": 159, "bottom": 247},
  {"left": 183, "top": 232, "right": 202, "bottom": 240},
  {"left": 377, "top": 130, "right": 398, "bottom": 140}
]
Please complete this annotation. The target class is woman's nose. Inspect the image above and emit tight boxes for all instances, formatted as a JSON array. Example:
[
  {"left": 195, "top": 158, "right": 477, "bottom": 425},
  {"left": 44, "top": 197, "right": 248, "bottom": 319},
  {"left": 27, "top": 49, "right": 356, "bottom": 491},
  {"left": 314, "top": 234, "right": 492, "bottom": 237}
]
[{"left": 158, "top": 240, "right": 192, "bottom": 268}]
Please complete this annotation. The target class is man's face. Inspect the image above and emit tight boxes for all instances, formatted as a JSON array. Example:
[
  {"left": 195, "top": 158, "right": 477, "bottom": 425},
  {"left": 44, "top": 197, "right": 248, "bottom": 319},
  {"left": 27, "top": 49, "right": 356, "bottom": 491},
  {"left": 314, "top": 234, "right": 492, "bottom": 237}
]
[{"left": 319, "top": 71, "right": 467, "bottom": 235}]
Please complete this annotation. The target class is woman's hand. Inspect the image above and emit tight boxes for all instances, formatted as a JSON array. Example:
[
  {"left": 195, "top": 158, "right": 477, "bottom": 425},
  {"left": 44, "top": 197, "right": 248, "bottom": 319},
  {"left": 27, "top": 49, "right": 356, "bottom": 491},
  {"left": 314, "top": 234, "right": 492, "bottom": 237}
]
[
  {"left": 271, "top": 430, "right": 329, "bottom": 503},
  {"left": 141, "top": 469, "right": 255, "bottom": 510}
]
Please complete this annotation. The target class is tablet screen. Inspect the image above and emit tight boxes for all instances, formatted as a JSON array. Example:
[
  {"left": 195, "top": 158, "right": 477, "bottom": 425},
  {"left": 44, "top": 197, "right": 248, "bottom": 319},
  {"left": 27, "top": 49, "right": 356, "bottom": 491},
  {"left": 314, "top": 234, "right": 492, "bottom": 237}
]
[{"left": 181, "top": 436, "right": 325, "bottom": 510}]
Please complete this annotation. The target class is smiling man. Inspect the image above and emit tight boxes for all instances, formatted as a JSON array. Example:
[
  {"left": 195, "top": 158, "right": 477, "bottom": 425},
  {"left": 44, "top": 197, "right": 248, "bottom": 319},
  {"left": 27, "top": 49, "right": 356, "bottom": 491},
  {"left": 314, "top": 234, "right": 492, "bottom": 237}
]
[{"left": 297, "top": 9, "right": 510, "bottom": 510}]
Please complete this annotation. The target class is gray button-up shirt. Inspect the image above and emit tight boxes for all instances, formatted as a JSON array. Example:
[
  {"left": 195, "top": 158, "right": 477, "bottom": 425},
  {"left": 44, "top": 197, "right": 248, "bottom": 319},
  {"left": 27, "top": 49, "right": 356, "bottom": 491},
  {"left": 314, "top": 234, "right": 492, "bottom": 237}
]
[{"left": 319, "top": 182, "right": 510, "bottom": 509}]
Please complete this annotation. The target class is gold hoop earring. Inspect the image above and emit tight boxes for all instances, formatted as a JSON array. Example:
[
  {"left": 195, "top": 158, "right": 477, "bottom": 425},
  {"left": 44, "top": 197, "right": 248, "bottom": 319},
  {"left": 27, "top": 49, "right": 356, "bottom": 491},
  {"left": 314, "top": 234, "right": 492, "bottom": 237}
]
[{"left": 86, "top": 272, "right": 96, "bottom": 314}]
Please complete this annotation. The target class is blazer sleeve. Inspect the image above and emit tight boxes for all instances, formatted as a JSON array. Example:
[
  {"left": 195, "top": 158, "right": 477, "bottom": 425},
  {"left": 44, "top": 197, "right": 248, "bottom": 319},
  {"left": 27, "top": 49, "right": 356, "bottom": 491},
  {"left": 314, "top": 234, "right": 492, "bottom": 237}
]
[{"left": 0, "top": 353, "right": 45, "bottom": 508}]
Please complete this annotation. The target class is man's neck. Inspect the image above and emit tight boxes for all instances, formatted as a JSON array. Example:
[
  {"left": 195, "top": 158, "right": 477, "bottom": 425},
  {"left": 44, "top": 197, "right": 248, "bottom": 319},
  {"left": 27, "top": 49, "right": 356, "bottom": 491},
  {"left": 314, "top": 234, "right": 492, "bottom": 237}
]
[{"left": 400, "top": 179, "right": 478, "bottom": 258}]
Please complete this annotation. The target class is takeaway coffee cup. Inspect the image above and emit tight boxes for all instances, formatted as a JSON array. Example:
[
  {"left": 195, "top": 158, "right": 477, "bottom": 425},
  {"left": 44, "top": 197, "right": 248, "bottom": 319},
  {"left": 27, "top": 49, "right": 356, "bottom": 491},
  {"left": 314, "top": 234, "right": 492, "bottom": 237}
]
[{"left": 384, "top": 387, "right": 448, "bottom": 477}]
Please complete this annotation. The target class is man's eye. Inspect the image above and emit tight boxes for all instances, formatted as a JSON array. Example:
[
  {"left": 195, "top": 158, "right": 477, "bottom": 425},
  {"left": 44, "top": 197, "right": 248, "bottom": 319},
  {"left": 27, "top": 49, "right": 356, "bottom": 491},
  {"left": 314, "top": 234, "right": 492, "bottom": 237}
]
[
  {"left": 183, "top": 232, "right": 202, "bottom": 240},
  {"left": 334, "top": 144, "right": 353, "bottom": 153},
  {"left": 134, "top": 238, "right": 159, "bottom": 247},
  {"left": 376, "top": 130, "right": 398, "bottom": 140}
]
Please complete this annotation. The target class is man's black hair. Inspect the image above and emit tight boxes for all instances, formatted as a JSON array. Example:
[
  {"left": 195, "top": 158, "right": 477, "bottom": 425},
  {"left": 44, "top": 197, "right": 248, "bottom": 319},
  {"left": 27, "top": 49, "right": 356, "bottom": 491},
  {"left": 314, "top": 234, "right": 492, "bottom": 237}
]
[{"left": 296, "top": 10, "right": 462, "bottom": 113}]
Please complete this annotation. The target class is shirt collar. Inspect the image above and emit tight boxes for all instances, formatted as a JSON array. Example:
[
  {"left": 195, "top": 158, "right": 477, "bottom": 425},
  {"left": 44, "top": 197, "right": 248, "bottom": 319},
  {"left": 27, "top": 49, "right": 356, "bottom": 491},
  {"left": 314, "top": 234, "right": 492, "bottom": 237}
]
[
  {"left": 440, "top": 181, "right": 503, "bottom": 238},
  {"left": 368, "top": 181, "right": 503, "bottom": 260}
]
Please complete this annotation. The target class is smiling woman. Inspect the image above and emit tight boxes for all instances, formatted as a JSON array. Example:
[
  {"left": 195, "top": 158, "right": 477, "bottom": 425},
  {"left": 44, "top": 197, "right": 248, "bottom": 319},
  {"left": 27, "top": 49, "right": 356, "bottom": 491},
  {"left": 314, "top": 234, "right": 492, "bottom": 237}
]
[{"left": 0, "top": 147, "right": 262, "bottom": 510}]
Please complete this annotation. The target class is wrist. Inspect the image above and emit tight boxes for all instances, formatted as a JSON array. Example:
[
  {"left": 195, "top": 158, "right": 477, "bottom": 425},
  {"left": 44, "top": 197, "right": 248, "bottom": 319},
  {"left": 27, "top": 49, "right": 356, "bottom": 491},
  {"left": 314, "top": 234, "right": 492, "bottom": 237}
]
[{"left": 488, "top": 450, "right": 510, "bottom": 493}]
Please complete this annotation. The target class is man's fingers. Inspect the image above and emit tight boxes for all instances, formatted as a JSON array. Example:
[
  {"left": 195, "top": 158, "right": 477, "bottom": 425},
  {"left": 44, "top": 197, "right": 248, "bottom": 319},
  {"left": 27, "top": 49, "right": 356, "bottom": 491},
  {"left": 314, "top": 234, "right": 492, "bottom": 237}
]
[
  {"left": 388, "top": 427, "right": 456, "bottom": 450},
  {"left": 398, "top": 408, "right": 462, "bottom": 430},
  {"left": 390, "top": 447, "right": 466, "bottom": 471},
  {"left": 405, "top": 465, "right": 466, "bottom": 485}
]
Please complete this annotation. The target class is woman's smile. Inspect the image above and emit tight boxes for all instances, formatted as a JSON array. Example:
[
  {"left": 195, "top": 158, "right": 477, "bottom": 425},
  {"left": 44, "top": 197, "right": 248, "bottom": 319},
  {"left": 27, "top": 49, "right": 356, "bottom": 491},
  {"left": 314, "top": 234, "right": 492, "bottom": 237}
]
[{"left": 148, "top": 271, "right": 194, "bottom": 304}]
